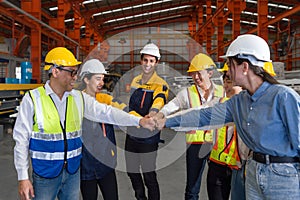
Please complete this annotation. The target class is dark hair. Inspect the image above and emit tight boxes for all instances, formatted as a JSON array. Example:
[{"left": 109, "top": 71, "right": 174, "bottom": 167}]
[
  {"left": 77, "top": 73, "right": 94, "bottom": 91},
  {"left": 141, "top": 54, "right": 159, "bottom": 62},
  {"left": 222, "top": 71, "right": 229, "bottom": 80},
  {"left": 228, "top": 57, "right": 280, "bottom": 85}
]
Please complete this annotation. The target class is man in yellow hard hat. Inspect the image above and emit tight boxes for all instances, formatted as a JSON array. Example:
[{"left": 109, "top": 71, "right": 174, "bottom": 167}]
[
  {"left": 13, "top": 47, "right": 155, "bottom": 200},
  {"left": 154, "top": 53, "right": 226, "bottom": 200}
]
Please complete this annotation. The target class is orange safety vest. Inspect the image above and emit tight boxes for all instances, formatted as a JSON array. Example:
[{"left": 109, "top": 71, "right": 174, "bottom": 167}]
[
  {"left": 185, "top": 84, "right": 224, "bottom": 144},
  {"left": 209, "top": 97, "right": 241, "bottom": 169}
]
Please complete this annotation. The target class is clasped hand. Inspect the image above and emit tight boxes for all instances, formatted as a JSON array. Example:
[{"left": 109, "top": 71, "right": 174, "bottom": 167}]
[{"left": 139, "top": 112, "right": 166, "bottom": 131}]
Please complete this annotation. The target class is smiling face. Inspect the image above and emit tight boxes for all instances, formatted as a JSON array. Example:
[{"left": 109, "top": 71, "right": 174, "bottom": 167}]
[
  {"left": 191, "top": 69, "right": 212, "bottom": 90},
  {"left": 141, "top": 54, "right": 158, "bottom": 75},
  {"left": 84, "top": 73, "right": 105, "bottom": 96},
  {"left": 53, "top": 66, "right": 78, "bottom": 92}
]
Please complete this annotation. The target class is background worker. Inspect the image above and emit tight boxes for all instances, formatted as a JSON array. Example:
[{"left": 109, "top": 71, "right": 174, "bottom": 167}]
[
  {"left": 78, "top": 59, "right": 119, "bottom": 200},
  {"left": 158, "top": 34, "right": 300, "bottom": 200},
  {"left": 125, "top": 43, "right": 169, "bottom": 200},
  {"left": 206, "top": 64, "right": 244, "bottom": 200},
  {"left": 154, "top": 53, "right": 225, "bottom": 200},
  {"left": 13, "top": 47, "right": 155, "bottom": 200}
]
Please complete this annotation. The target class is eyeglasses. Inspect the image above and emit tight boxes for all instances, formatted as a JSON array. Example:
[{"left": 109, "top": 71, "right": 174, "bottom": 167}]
[{"left": 56, "top": 66, "right": 78, "bottom": 77}]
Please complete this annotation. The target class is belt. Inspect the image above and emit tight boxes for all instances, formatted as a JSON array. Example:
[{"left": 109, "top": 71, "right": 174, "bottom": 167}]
[{"left": 253, "top": 152, "right": 300, "bottom": 164}]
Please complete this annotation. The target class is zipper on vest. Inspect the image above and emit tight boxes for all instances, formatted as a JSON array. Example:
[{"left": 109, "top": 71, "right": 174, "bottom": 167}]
[
  {"left": 49, "top": 94, "right": 68, "bottom": 169},
  {"left": 140, "top": 90, "right": 147, "bottom": 108},
  {"left": 62, "top": 123, "right": 68, "bottom": 168},
  {"left": 62, "top": 100, "right": 68, "bottom": 169}
]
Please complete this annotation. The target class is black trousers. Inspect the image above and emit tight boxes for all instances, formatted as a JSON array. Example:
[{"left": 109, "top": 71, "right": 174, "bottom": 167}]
[
  {"left": 206, "top": 161, "right": 232, "bottom": 200},
  {"left": 125, "top": 136, "right": 160, "bottom": 200},
  {"left": 185, "top": 144, "right": 210, "bottom": 200},
  {"left": 80, "top": 170, "right": 118, "bottom": 200}
]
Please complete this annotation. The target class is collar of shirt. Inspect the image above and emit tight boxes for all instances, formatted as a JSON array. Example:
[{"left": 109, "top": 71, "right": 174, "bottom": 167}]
[
  {"left": 45, "top": 80, "right": 73, "bottom": 100},
  {"left": 196, "top": 81, "right": 215, "bottom": 102},
  {"left": 137, "top": 71, "right": 158, "bottom": 85},
  {"left": 250, "top": 81, "right": 271, "bottom": 102}
]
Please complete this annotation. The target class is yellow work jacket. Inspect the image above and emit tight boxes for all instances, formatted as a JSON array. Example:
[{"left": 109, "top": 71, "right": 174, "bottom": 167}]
[
  {"left": 96, "top": 92, "right": 127, "bottom": 111},
  {"left": 128, "top": 71, "right": 169, "bottom": 144}
]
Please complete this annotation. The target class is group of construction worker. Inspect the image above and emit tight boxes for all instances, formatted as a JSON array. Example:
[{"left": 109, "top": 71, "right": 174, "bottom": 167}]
[{"left": 13, "top": 33, "right": 300, "bottom": 200}]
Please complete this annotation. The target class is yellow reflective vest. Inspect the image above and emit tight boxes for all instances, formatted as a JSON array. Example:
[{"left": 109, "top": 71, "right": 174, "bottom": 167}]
[
  {"left": 29, "top": 86, "right": 83, "bottom": 178},
  {"left": 185, "top": 84, "right": 224, "bottom": 144},
  {"left": 209, "top": 97, "right": 241, "bottom": 169}
]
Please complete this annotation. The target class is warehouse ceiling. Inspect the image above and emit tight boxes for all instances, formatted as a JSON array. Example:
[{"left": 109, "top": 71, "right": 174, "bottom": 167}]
[
  {"left": 0, "top": 0, "right": 299, "bottom": 42},
  {"left": 40, "top": 0, "right": 300, "bottom": 37}
]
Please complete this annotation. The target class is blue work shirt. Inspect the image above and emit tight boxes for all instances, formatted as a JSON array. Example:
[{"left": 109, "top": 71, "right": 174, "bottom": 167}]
[{"left": 166, "top": 82, "right": 300, "bottom": 157}]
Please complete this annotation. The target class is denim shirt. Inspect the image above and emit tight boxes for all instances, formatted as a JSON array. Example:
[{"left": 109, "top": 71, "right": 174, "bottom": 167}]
[{"left": 166, "top": 82, "right": 300, "bottom": 157}]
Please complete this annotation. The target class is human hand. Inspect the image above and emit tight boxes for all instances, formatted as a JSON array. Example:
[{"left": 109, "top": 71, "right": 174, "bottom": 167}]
[
  {"left": 155, "top": 117, "right": 166, "bottom": 130},
  {"left": 18, "top": 179, "right": 34, "bottom": 200},
  {"left": 146, "top": 111, "right": 157, "bottom": 118},
  {"left": 139, "top": 116, "right": 156, "bottom": 131},
  {"left": 152, "top": 112, "right": 165, "bottom": 122}
]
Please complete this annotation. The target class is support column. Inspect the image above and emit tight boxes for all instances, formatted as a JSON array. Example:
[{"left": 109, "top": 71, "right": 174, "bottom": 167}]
[
  {"left": 83, "top": 25, "right": 94, "bottom": 52},
  {"left": 206, "top": 0, "right": 213, "bottom": 54},
  {"left": 257, "top": 0, "right": 269, "bottom": 41},
  {"left": 21, "top": 0, "right": 41, "bottom": 83},
  {"left": 216, "top": 0, "right": 226, "bottom": 59},
  {"left": 188, "top": 13, "right": 197, "bottom": 37},
  {"left": 49, "top": 0, "right": 71, "bottom": 46},
  {"left": 67, "top": 11, "right": 84, "bottom": 44},
  {"left": 197, "top": 5, "right": 204, "bottom": 45},
  {"left": 227, "top": 0, "right": 246, "bottom": 39}
]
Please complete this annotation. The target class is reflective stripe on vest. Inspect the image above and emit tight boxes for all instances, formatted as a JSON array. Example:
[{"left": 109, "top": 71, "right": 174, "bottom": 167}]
[
  {"left": 185, "top": 84, "right": 224, "bottom": 144},
  {"left": 209, "top": 97, "right": 240, "bottom": 169},
  {"left": 29, "top": 87, "right": 83, "bottom": 178}
]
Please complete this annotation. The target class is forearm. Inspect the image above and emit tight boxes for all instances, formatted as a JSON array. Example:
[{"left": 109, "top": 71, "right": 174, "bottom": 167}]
[
  {"left": 166, "top": 103, "right": 229, "bottom": 131},
  {"left": 84, "top": 93, "right": 140, "bottom": 126},
  {"left": 160, "top": 100, "right": 181, "bottom": 116},
  {"left": 13, "top": 94, "right": 33, "bottom": 180},
  {"left": 160, "top": 89, "right": 189, "bottom": 116},
  {"left": 14, "top": 142, "right": 30, "bottom": 180}
]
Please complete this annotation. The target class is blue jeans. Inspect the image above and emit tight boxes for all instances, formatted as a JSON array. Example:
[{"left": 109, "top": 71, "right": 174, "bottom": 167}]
[
  {"left": 185, "top": 144, "right": 210, "bottom": 200},
  {"left": 33, "top": 169, "right": 80, "bottom": 200},
  {"left": 246, "top": 159, "right": 300, "bottom": 200}
]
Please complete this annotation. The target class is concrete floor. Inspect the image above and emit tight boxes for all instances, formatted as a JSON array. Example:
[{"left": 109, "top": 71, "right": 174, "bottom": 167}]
[{"left": 0, "top": 127, "right": 208, "bottom": 200}]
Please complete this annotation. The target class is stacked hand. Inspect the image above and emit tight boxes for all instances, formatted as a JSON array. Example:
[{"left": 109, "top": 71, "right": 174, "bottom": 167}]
[
  {"left": 139, "top": 116, "right": 156, "bottom": 131},
  {"left": 152, "top": 112, "right": 166, "bottom": 130},
  {"left": 139, "top": 112, "right": 166, "bottom": 131}
]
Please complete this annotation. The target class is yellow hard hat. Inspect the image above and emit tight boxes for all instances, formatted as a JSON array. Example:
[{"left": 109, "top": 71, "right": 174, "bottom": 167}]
[
  {"left": 218, "top": 63, "right": 229, "bottom": 72},
  {"left": 263, "top": 62, "right": 276, "bottom": 76},
  {"left": 187, "top": 53, "right": 216, "bottom": 72},
  {"left": 44, "top": 47, "right": 82, "bottom": 70}
]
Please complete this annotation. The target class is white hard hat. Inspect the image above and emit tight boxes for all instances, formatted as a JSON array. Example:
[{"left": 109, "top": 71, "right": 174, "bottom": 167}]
[
  {"left": 79, "top": 59, "right": 107, "bottom": 78},
  {"left": 220, "top": 34, "right": 271, "bottom": 67},
  {"left": 140, "top": 43, "right": 161, "bottom": 60}
]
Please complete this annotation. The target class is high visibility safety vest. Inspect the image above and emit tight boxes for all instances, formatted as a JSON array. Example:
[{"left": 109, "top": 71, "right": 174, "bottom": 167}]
[
  {"left": 185, "top": 84, "right": 224, "bottom": 144},
  {"left": 29, "top": 87, "right": 83, "bottom": 178},
  {"left": 209, "top": 97, "right": 241, "bottom": 169}
]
